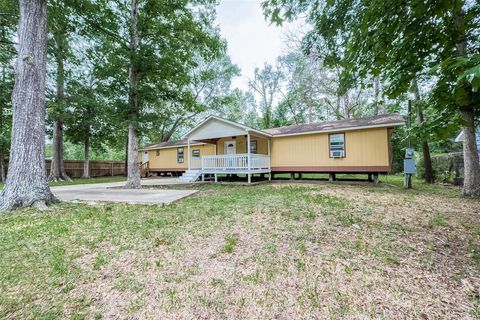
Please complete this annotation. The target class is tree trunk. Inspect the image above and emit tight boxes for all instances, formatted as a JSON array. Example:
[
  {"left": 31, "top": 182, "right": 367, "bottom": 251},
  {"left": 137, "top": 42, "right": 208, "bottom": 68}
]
[
  {"left": 343, "top": 93, "right": 350, "bottom": 118},
  {"left": 125, "top": 0, "right": 141, "bottom": 189},
  {"left": 81, "top": 126, "right": 90, "bottom": 179},
  {"left": 373, "top": 77, "right": 382, "bottom": 115},
  {"left": 461, "top": 108, "right": 480, "bottom": 196},
  {"left": 124, "top": 136, "right": 128, "bottom": 178},
  {"left": 48, "top": 31, "right": 71, "bottom": 182},
  {"left": 0, "top": 67, "right": 5, "bottom": 183},
  {"left": 0, "top": 143, "right": 5, "bottom": 183},
  {"left": 454, "top": 8, "right": 480, "bottom": 196},
  {"left": 0, "top": 0, "right": 55, "bottom": 211},
  {"left": 411, "top": 78, "right": 434, "bottom": 183},
  {"left": 49, "top": 120, "right": 71, "bottom": 181},
  {"left": 335, "top": 95, "right": 342, "bottom": 120},
  {"left": 126, "top": 119, "right": 141, "bottom": 188}
]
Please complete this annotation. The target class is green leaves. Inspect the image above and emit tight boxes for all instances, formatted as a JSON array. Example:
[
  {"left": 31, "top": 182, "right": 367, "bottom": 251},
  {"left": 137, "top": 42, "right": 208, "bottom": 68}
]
[{"left": 461, "top": 62, "right": 480, "bottom": 93}]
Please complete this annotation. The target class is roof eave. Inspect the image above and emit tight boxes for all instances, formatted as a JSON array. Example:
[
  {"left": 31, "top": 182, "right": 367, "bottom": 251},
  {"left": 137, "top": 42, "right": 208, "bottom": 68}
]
[
  {"left": 182, "top": 115, "right": 272, "bottom": 139},
  {"left": 139, "top": 142, "right": 206, "bottom": 151},
  {"left": 270, "top": 122, "right": 405, "bottom": 137}
]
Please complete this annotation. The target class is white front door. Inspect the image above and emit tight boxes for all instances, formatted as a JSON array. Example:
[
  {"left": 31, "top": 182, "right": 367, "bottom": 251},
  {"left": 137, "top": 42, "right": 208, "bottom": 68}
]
[
  {"left": 224, "top": 141, "right": 236, "bottom": 169},
  {"left": 142, "top": 151, "right": 149, "bottom": 163},
  {"left": 224, "top": 141, "right": 236, "bottom": 155}
]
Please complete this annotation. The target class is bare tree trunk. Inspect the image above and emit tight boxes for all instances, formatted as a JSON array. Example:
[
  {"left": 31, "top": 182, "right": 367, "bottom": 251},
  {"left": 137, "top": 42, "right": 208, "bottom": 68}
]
[
  {"left": 0, "top": 143, "right": 5, "bottom": 183},
  {"left": 461, "top": 107, "right": 480, "bottom": 195},
  {"left": 49, "top": 120, "right": 71, "bottom": 181},
  {"left": 81, "top": 126, "right": 90, "bottom": 178},
  {"left": 124, "top": 136, "right": 128, "bottom": 177},
  {"left": 343, "top": 93, "right": 350, "bottom": 118},
  {"left": 0, "top": 0, "right": 55, "bottom": 211},
  {"left": 411, "top": 78, "right": 434, "bottom": 183},
  {"left": 48, "top": 31, "right": 71, "bottom": 182},
  {"left": 335, "top": 95, "right": 342, "bottom": 120},
  {"left": 0, "top": 67, "right": 5, "bottom": 183},
  {"left": 125, "top": 0, "right": 141, "bottom": 189},
  {"left": 455, "top": 9, "right": 480, "bottom": 196},
  {"left": 373, "top": 77, "right": 382, "bottom": 115},
  {"left": 126, "top": 120, "right": 141, "bottom": 188}
]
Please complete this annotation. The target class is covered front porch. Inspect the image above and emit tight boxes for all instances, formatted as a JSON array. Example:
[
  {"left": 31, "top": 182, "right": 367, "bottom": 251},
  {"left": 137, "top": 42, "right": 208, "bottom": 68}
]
[{"left": 183, "top": 116, "right": 272, "bottom": 183}]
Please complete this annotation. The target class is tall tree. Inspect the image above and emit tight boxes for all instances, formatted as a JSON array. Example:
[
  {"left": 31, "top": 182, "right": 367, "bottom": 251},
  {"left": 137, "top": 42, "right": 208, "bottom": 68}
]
[
  {"left": 142, "top": 55, "right": 239, "bottom": 143},
  {"left": 0, "top": 0, "right": 54, "bottom": 211},
  {"left": 191, "top": 55, "right": 240, "bottom": 113},
  {"left": 411, "top": 78, "right": 434, "bottom": 183},
  {"left": 83, "top": 0, "right": 223, "bottom": 188},
  {"left": 125, "top": 0, "right": 141, "bottom": 188},
  {"left": 46, "top": 0, "right": 75, "bottom": 181},
  {"left": 220, "top": 88, "right": 260, "bottom": 127},
  {"left": 263, "top": 0, "right": 480, "bottom": 195},
  {"left": 249, "top": 63, "right": 283, "bottom": 129},
  {"left": 0, "top": 65, "right": 11, "bottom": 183},
  {"left": 0, "top": 0, "right": 17, "bottom": 183},
  {"left": 65, "top": 74, "right": 110, "bottom": 179}
]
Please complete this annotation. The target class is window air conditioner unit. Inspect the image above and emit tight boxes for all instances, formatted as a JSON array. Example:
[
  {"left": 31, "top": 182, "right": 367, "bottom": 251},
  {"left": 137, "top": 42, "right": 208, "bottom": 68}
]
[{"left": 331, "top": 150, "right": 344, "bottom": 158}]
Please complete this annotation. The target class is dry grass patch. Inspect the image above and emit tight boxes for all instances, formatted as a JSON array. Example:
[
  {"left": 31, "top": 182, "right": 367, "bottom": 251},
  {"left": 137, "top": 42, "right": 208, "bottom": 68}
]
[{"left": 0, "top": 180, "right": 479, "bottom": 319}]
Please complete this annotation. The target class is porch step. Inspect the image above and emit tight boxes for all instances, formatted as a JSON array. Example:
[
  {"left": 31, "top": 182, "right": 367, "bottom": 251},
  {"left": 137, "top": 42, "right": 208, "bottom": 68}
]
[{"left": 178, "top": 169, "right": 202, "bottom": 183}]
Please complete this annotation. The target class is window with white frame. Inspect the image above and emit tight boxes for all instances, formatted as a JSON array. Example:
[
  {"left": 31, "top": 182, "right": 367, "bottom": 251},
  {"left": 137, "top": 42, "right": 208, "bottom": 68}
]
[
  {"left": 329, "top": 133, "right": 345, "bottom": 158},
  {"left": 250, "top": 140, "right": 257, "bottom": 154},
  {"left": 177, "top": 147, "right": 184, "bottom": 163},
  {"left": 192, "top": 149, "right": 200, "bottom": 157}
]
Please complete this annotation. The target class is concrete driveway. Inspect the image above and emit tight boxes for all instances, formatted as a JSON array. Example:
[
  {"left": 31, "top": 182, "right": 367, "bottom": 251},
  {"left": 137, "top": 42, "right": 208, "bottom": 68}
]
[{"left": 52, "top": 178, "right": 197, "bottom": 205}]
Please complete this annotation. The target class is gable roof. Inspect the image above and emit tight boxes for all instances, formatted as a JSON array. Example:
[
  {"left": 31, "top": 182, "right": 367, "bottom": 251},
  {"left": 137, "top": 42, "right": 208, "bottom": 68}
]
[
  {"left": 455, "top": 131, "right": 465, "bottom": 142},
  {"left": 183, "top": 115, "right": 272, "bottom": 139},
  {"left": 264, "top": 113, "right": 404, "bottom": 136},
  {"left": 140, "top": 113, "right": 404, "bottom": 150},
  {"left": 455, "top": 127, "right": 480, "bottom": 149}
]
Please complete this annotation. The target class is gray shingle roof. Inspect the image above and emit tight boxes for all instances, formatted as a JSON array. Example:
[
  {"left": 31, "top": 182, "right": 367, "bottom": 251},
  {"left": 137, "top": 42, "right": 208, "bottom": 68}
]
[
  {"left": 142, "top": 114, "right": 404, "bottom": 149},
  {"left": 263, "top": 113, "right": 404, "bottom": 136},
  {"left": 141, "top": 139, "right": 203, "bottom": 150}
]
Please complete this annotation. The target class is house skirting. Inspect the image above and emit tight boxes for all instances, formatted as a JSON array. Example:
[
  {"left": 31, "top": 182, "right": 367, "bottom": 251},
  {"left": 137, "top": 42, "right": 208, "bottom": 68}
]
[
  {"left": 148, "top": 168, "right": 186, "bottom": 173},
  {"left": 271, "top": 166, "right": 391, "bottom": 173}
]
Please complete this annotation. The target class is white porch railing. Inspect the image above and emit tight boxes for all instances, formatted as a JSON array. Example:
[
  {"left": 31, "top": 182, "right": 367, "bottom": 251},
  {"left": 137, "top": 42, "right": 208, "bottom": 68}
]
[
  {"left": 201, "top": 153, "right": 270, "bottom": 171},
  {"left": 190, "top": 157, "right": 202, "bottom": 169}
]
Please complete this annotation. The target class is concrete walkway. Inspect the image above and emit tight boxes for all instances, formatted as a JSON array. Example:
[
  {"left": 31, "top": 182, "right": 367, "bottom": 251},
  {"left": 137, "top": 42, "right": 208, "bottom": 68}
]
[{"left": 52, "top": 178, "right": 197, "bottom": 205}]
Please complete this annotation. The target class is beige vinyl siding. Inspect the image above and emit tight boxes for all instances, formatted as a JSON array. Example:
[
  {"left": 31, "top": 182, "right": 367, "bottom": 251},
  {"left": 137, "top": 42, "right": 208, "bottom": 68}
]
[
  {"left": 216, "top": 135, "right": 269, "bottom": 155},
  {"left": 270, "top": 128, "right": 390, "bottom": 168},
  {"left": 141, "top": 144, "right": 215, "bottom": 170}
]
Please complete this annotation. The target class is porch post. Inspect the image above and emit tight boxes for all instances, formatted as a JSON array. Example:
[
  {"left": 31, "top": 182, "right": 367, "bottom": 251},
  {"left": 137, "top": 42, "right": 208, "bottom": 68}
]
[
  {"left": 268, "top": 138, "right": 271, "bottom": 181},
  {"left": 247, "top": 130, "right": 251, "bottom": 184},
  {"left": 187, "top": 139, "right": 191, "bottom": 170}
]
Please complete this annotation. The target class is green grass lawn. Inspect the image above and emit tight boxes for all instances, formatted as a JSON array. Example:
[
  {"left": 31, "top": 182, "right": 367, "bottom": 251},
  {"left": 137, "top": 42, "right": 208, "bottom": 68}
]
[
  {"left": 0, "top": 179, "right": 479, "bottom": 318},
  {"left": 0, "top": 176, "right": 126, "bottom": 189}
]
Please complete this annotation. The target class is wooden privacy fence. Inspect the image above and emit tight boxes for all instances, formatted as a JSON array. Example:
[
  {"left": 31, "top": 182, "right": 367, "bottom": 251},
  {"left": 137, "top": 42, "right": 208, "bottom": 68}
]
[
  {"left": 430, "top": 152, "right": 464, "bottom": 181},
  {"left": 45, "top": 160, "right": 126, "bottom": 178}
]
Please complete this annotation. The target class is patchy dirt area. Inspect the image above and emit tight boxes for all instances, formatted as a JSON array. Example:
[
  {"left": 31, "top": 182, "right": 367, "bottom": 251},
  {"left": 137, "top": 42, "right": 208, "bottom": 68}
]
[{"left": 1, "top": 181, "right": 479, "bottom": 319}]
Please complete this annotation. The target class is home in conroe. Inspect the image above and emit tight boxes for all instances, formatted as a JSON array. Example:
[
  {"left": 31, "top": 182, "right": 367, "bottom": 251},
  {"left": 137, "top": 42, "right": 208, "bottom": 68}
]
[{"left": 138, "top": 113, "right": 404, "bottom": 183}]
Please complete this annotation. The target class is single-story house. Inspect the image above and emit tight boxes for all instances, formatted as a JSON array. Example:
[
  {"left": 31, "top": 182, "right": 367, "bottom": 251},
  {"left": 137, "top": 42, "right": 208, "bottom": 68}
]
[
  {"left": 455, "top": 127, "right": 480, "bottom": 152},
  {"left": 138, "top": 113, "right": 404, "bottom": 183}
]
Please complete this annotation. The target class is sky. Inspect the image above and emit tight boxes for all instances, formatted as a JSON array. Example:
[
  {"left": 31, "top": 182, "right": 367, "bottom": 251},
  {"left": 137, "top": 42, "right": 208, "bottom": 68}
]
[{"left": 215, "top": 0, "right": 300, "bottom": 91}]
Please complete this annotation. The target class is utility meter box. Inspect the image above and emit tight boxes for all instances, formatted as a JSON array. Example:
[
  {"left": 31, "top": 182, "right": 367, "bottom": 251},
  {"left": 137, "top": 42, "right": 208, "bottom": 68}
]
[{"left": 404, "top": 148, "right": 416, "bottom": 174}]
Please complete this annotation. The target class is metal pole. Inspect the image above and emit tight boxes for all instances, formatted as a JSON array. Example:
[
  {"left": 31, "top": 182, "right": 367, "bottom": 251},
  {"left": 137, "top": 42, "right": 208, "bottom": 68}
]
[
  {"left": 247, "top": 131, "right": 251, "bottom": 184},
  {"left": 408, "top": 100, "right": 412, "bottom": 149},
  {"left": 404, "top": 100, "right": 413, "bottom": 189},
  {"left": 187, "top": 139, "right": 191, "bottom": 170}
]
